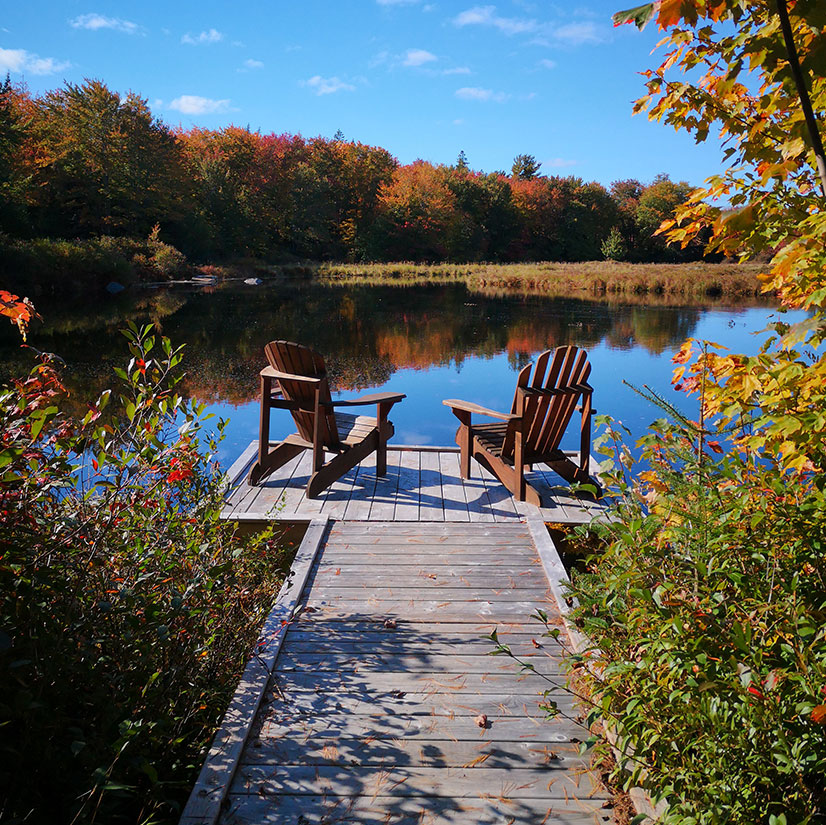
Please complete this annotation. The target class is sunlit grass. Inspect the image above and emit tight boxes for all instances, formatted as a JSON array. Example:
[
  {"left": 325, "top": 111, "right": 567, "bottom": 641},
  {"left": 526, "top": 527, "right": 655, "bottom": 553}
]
[{"left": 315, "top": 260, "right": 766, "bottom": 301}]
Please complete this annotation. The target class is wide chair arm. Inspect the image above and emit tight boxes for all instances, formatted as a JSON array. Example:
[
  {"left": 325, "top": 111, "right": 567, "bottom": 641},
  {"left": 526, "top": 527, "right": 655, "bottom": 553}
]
[
  {"left": 442, "top": 398, "right": 519, "bottom": 422},
  {"left": 260, "top": 365, "right": 323, "bottom": 385},
  {"left": 323, "top": 392, "right": 406, "bottom": 408}
]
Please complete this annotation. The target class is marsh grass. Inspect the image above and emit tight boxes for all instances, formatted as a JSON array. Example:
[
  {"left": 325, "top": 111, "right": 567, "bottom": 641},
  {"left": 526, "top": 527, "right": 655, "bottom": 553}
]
[{"left": 317, "top": 260, "right": 766, "bottom": 301}]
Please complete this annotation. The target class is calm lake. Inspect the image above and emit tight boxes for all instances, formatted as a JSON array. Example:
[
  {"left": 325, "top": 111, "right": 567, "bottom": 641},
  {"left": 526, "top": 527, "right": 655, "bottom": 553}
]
[{"left": 1, "top": 279, "right": 803, "bottom": 469}]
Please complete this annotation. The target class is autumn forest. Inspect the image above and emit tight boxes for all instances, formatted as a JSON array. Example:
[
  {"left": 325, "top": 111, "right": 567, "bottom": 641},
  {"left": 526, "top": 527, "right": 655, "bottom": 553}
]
[{"left": 0, "top": 76, "right": 705, "bottom": 286}]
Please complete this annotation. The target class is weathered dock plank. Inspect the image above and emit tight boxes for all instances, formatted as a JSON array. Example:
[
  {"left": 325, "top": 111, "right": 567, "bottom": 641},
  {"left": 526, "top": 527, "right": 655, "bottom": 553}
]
[
  {"left": 259, "top": 687, "right": 578, "bottom": 717},
  {"left": 242, "top": 736, "right": 586, "bottom": 769},
  {"left": 231, "top": 764, "right": 603, "bottom": 799},
  {"left": 219, "top": 795, "right": 612, "bottom": 825}
]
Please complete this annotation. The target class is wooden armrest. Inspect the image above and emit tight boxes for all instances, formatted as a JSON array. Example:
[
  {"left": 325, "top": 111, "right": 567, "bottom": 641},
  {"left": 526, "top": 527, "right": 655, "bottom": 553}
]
[
  {"left": 442, "top": 399, "right": 519, "bottom": 421},
  {"left": 323, "top": 392, "right": 406, "bottom": 408},
  {"left": 260, "top": 365, "right": 323, "bottom": 385}
]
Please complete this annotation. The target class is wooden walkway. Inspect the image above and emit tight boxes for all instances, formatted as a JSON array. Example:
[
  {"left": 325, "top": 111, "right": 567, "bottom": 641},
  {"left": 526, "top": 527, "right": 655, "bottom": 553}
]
[
  {"left": 222, "top": 443, "right": 609, "bottom": 525},
  {"left": 182, "top": 519, "right": 612, "bottom": 825}
]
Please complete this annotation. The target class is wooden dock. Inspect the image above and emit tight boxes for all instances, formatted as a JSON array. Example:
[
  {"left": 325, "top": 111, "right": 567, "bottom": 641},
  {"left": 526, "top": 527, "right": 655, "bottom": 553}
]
[
  {"left": 182, "top": 448, "right": 612, "bottom": 824},
  {"left": 222, "top": 443, "right": 609, "bottom": 525}
]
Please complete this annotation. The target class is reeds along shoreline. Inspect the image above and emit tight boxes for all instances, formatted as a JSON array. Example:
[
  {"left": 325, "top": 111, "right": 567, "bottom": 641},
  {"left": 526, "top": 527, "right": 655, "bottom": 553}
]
[{"left": 316, "top": 260, "right": 769, "bottom": 302}]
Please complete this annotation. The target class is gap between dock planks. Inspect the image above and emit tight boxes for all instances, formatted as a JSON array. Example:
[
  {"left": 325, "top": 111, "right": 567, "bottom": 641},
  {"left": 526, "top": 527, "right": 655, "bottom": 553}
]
[{"left": 187, "top": 518, "right": 610, "bottom": 825}]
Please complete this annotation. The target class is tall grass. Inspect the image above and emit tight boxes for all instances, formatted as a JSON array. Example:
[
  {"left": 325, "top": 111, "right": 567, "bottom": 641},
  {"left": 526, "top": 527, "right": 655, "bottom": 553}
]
[{"left": 317, "top": 260, "right": 766, "bottom": 301}]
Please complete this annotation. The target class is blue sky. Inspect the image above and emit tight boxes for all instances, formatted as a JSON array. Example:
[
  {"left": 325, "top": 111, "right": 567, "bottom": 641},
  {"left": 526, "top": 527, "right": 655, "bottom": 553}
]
[{"left": 1, "top": 1, "right": 724, "bottom": 188}]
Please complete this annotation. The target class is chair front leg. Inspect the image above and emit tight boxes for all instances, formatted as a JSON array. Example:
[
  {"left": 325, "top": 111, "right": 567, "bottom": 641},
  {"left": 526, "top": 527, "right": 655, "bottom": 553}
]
[
  {"left": 513, "top": 395, "right": 528, "bottom": 501},
  {"left": 258, "top": 373, "right": 273, "bottom": 466},
  {"left": 579, "top": 392, "right": 593, "bottom": 479},
  {"left": 376, "top": 401, "right": 393, "bottom": 476},
  {"left": 453, "top": 410, "right": 472, "bottom": 478},
  {"left": 312, "top": 387, "right": 324, "bottom": 472}
]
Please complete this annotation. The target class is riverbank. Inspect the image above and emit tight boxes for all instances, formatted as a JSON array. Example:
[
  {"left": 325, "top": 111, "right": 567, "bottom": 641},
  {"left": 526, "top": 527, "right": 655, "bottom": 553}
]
[{"left": 2, "top": 231, "right": 766, "bottom": 302}]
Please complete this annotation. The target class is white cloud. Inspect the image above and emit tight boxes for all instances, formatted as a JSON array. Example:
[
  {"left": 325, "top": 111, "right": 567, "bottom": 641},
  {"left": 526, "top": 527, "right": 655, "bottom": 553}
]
[
  {"left": 377, "top": 0, "right": 421, "bottom": 4},
  {"left": 455, "top": 86, "right": 508, "bottom": 102},
  {"left": 403, "top": 48, "right": 437, "bottom": 67},
  {"left": 0, "top": 47, "right": 70, "bottom": 75},
  {"left": 181, "top": 28, "right": 223, "bottom": 45},
  {"left": 552, "top": 21, "right": 601, "bottom": 45},
  {"left": 69, "top": 13, "right": 141, "bottom": 34},
  {"left": 453, "top": 6, "right": 602, "bottom": 45},
  {"left": 243, "top": 58, "right": 264, "bottom": 69},
  {"left": 369, "top": 50, "right": 390, "bottom": 68},
  {"left": 453, "top": 5, "right": 536, "bottom": 35},
  {"left": 538, "top": 58, "right": 556, "bottom": 69},
  {"left": 305, "top": 75, "right": 356, "bottom": 95},
  {"left": 443, "top": 66, "right": 471, "bottom": 75},
  {"left": 545, "top": 157, "right": 577, "bottom": 168},
  {"left": 169, "top": 95, "right": 231, "bottom": 115}
]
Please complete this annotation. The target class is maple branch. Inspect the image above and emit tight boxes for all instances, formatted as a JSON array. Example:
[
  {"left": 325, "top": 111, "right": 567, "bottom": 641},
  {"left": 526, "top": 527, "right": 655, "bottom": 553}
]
[{"left": 775, "top": 0, "right": 826, "bottom": 198}]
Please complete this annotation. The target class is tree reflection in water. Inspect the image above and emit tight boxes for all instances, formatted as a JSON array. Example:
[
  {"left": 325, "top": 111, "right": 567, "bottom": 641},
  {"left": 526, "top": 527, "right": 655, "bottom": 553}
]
[{"left": 0, "top": 280, "right": 782, "bottom": 464}]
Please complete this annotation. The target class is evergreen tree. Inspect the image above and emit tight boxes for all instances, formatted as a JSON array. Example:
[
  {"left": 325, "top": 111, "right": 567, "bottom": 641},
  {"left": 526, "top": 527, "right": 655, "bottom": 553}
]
[{"left": 511, "top": 153, "right": 541, "bottom": 180}]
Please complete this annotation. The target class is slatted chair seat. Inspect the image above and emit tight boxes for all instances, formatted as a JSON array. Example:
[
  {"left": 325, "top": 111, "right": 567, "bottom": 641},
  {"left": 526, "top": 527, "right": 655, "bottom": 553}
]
[
  {"left": 248, "top": 340, "right": 405, "bottom": 497},
  {"left": 472, "top": 422, "right": 568, "bottom": 465},
  {"left": 443, "top": 345, "right": 599, "bottom": 505}
]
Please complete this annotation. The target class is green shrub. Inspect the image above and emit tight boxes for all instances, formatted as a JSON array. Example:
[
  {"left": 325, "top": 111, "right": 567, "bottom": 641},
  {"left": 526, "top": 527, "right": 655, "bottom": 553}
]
[
  {"left": 568, "top": 404, "right": 826, "bottom": 823},
  {"left": 0, "top": 233, "right": 190, "bottom": 296},
  {"left": 0, "top": 323, "right": 291, "bottom": 824}
]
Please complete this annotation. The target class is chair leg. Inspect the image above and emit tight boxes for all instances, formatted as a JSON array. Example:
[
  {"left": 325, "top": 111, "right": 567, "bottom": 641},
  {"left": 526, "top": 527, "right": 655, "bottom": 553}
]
[
  {"left": 454, "top": 411, "right": 472, "bottom": 479},
  {"left": 514, "top": 430, "right": 526, "bottom": 501},
  {"left": 376, "top": 402, "right": 391, "bottom": 477},
  {"left": 257, "top": 373, "right": 273, "bottom": 468},
  {"left": 248, "top": 442, "right": 304, "bottom": 485},
  {"left": 307, "top": 434, "right": 378, "bottom": 498},
  {"left": 376, "top": 438, "right": 387, "bottom": 476},
  {"left": 579, "top": 396, "right": 593, "bottom": 479}
]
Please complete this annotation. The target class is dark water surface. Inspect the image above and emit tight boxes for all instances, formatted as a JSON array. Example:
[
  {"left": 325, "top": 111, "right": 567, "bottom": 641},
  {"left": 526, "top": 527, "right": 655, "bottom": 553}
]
[{"left": 2, "top": 280, "right": 801, "bottom": 468}]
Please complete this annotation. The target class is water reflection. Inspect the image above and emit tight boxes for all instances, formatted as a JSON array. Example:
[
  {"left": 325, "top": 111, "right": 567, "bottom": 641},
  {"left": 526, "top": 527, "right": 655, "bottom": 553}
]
[{"left": 0, "top": 280, "right": 789, "bottom": 465}]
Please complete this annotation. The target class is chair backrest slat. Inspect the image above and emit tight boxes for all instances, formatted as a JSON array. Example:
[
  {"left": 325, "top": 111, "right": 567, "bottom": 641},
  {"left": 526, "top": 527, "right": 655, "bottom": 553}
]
[
  {"left": 264, "top": 340, "right": 339, "bottom": 446},
  {"left": 525, "top": 347, "right": 567, "bottom": 448},
  {"left": 536, "top": 348, "right": 590, "bottom": 456},
  {"left": 504, "top": 345, "right": 592, "bottom": 461},
  {"left": 504, "top": 362, "right": 533, "bottom": 454}
]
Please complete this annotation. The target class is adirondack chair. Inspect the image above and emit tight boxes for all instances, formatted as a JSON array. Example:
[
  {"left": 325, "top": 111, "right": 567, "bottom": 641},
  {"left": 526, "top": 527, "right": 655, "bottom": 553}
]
[
  {"left": 248, "top": 340, "right": 405, "bottom": 497},
  {"left": 443, "top": 345, "right": 598, "bottom": 504}
]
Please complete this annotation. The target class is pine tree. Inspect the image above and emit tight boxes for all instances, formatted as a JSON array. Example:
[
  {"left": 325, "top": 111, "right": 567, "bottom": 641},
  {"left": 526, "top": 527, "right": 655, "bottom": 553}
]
[{"left": 511, "top": 153, "right": 541, "bottom": 180}]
